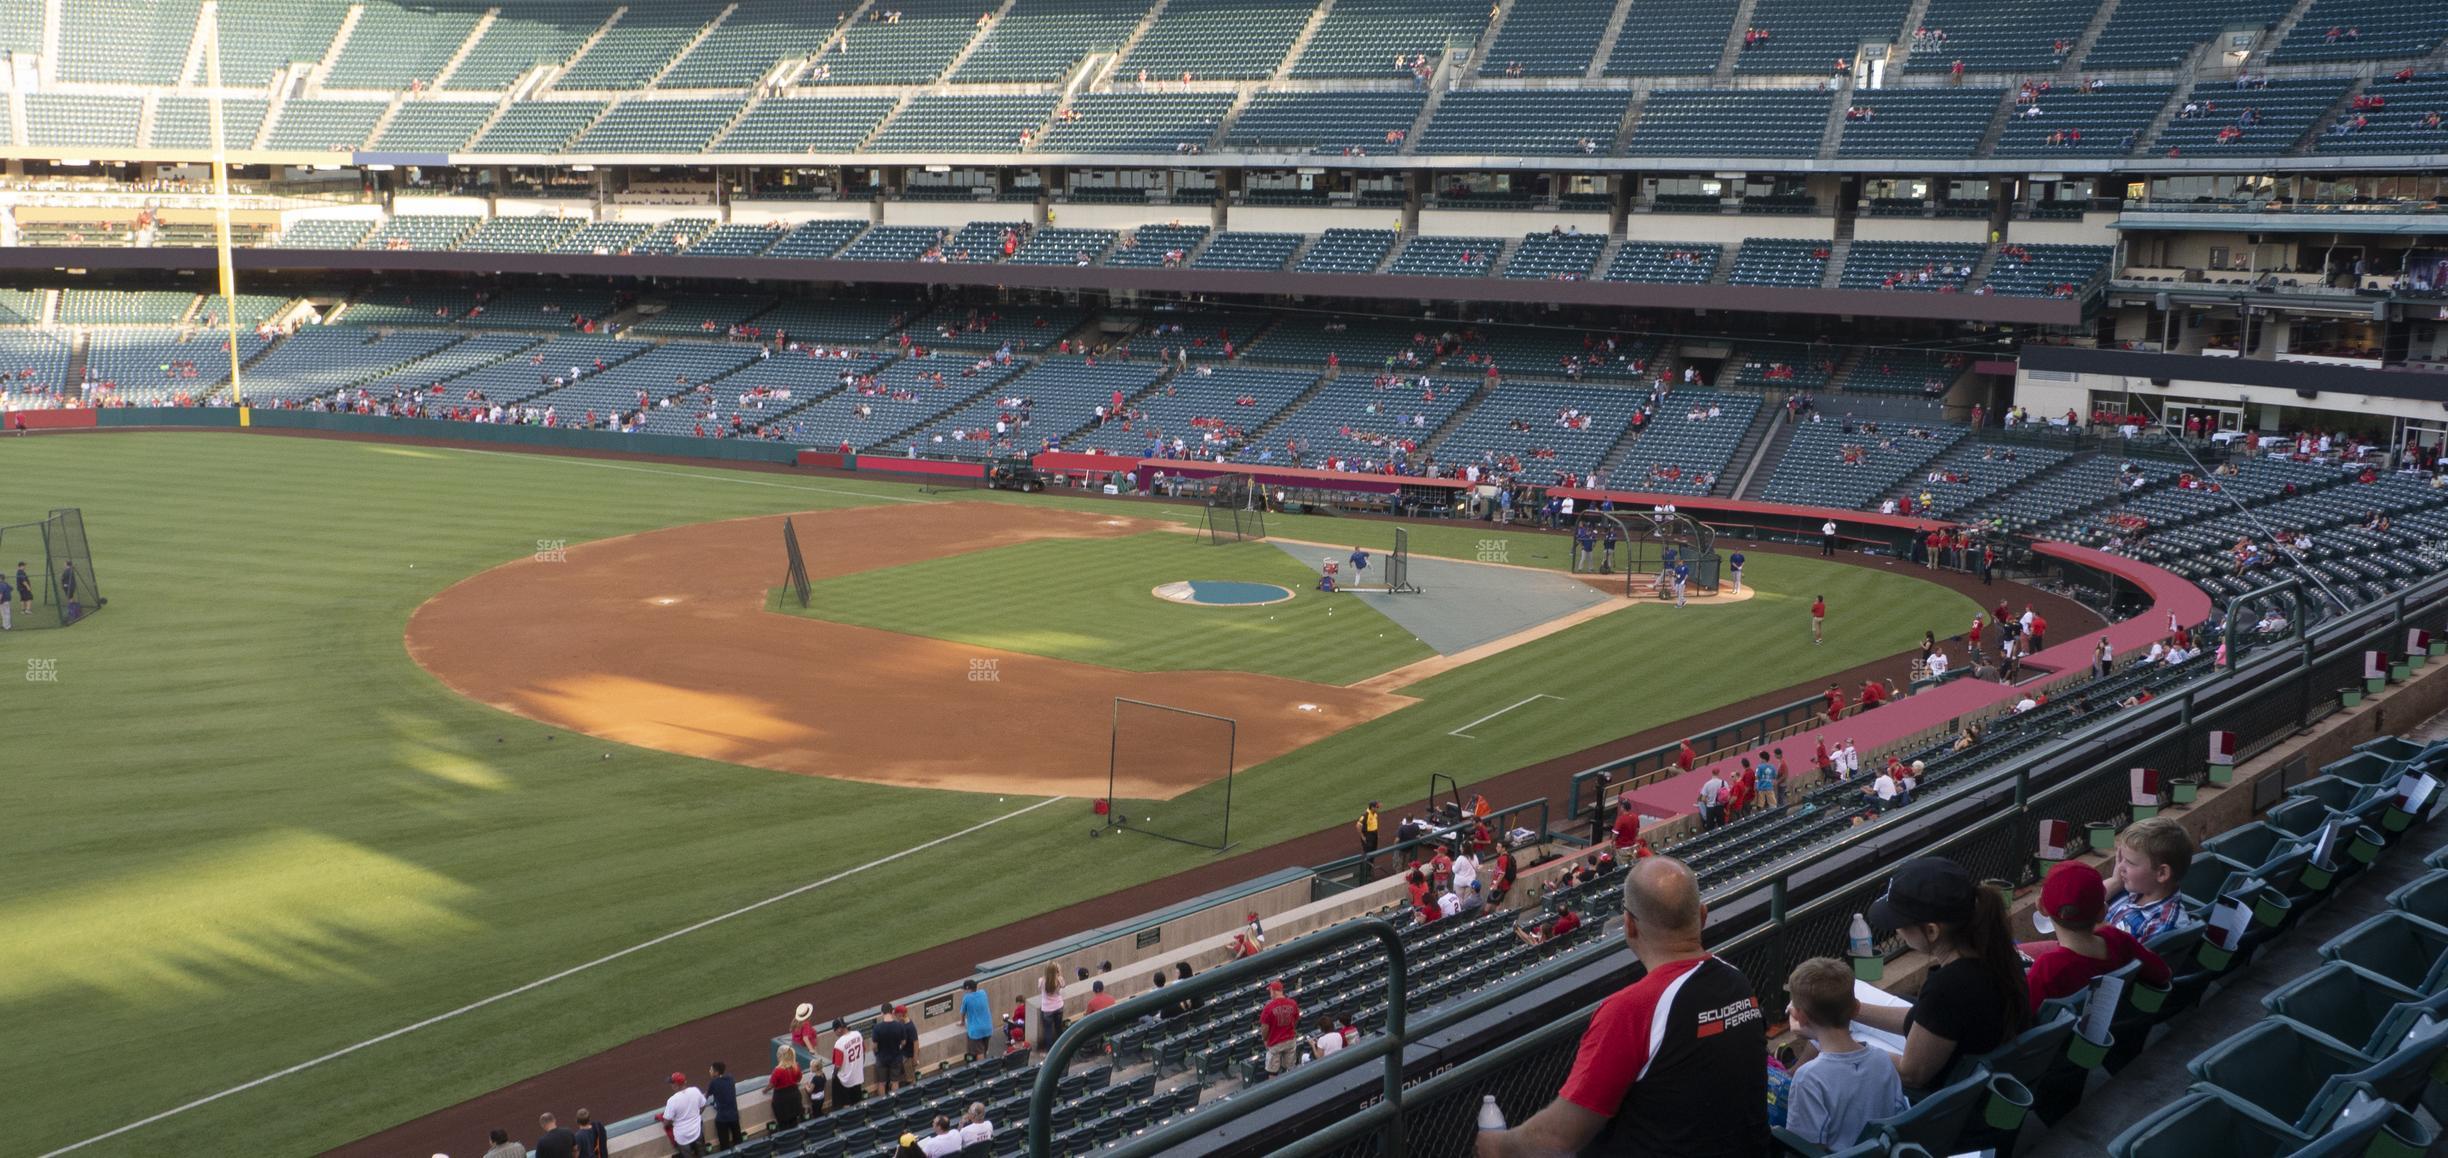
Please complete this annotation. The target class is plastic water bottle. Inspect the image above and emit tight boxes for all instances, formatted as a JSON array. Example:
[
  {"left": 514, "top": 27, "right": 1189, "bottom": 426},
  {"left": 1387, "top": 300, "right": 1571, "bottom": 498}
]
[
  {"left": 1478, "top": 1095, "right": 1507, "bottom": 1132},
  {"left": 1848, "top": 913, "right": 1874, "bottom": 959}
]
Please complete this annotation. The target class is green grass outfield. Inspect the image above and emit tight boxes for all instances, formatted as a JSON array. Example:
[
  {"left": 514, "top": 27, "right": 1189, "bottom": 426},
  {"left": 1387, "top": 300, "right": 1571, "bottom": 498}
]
[
  {"left": 0, "top": 433, "right": 1978, "bottom": 1157},
  {"left": 782, "top": 531, "right": 1434, "bottom": 684}
]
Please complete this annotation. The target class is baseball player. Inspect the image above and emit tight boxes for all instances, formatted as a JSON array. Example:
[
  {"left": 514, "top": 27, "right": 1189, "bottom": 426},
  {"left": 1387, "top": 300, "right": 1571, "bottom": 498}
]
[
  {"left": 1810, "top": 595, "right": 1826, "bottom": 644},
  {"left": 1348, "top": 547, "right": 1370, "bottom": 585},
  {"left": 1728, "top": 550, "right": 1745, "bottom": 593}
]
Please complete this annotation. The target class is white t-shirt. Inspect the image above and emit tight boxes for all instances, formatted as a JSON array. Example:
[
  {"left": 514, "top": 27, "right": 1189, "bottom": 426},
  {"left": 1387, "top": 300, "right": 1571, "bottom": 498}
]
[
  {"left": 1315, "top": 1030, "right": 1345, "bottom": 1056},
  {"left": 1873, "top": 774, "right": 1899, "bottom": 801},
  {"left": 1823, "top": 521, "right": 1838, "bottom": 536},
  {"left": 919, "top": 1131, "right": 966, "bottom": 1157},
  {"left": 1438, "top": 892, "right": 1461, "bottom": 918},
  {"left": 1927, "top": 653, "right": 1949, "bottom": 676},
  {"left": 663, "top": 1087, "right": 707, "bottom": 1144},
  {"left": 1452, "top": 854, "right": 1479, "bottom": 889},
  {"left": 959, "top": 1120, "right": 994, "bottom": 1148},
  {"left": 832, "top": 1030, "right": 866, "bottom": 1087}
]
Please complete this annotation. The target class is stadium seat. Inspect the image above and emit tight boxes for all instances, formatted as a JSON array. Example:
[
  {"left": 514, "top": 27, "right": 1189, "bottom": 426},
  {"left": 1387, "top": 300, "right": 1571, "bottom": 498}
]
[{"left": 2186, "top": 1016, "right": 2448, "bottom": 1133}]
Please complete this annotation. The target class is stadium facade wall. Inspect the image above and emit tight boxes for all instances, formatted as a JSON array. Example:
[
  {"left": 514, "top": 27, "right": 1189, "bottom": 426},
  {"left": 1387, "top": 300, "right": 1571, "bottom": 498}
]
[
  {"left": 1415, "top": 208, "right": 1609, "bottom": 237},
  {"left": 1852, "top": 216, "right": 1992, "bottom": 243},
  {"left": 1628, "top": 213, "right": 1833, "bottom": 245},
  {"left": 1033, "top": 201, "right": 1222, "bottom": 231},
  {"left": 2011, "top": 212, "right": 2124, "bottom": 246},
  {"left": 1222, "top": 205, "right": 1403, "bottom": 234},
  {"left": 727, "top": 200, "right": 877, "bottom": 225},
  {"left": 394, "top": 197, "right": 492, "bottom": 218},
  {"left": 2018, "top": 346, "right": 2448, "bottom": 408}
]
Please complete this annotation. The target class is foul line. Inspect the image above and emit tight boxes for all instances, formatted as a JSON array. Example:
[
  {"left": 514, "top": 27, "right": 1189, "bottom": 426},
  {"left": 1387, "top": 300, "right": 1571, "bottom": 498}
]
[
  {"left": 437, "top": 447, "right": 937, "bottom": 504},
  {"left": 1449, "top": 694, "right": 1567, "bottom": 738},
  {"left": 38, "top": 795, "right": 1068, "bottom": 1158}
]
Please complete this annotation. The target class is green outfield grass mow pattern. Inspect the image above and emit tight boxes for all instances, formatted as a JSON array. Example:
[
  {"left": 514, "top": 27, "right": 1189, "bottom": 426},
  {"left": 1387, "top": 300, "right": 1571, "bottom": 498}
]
[
  {"left": 781, "top": 531, "right": 1433, "bottom": 684},
  {"left": 0, "top": 433, "right": 1975, "bottom": 1157}
]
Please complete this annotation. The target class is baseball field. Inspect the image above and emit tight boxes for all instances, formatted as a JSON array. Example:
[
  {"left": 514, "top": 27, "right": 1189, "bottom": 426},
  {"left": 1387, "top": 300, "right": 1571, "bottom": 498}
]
[{"left": 2, "top": 431, "right": 1982, "bottom": 1157}]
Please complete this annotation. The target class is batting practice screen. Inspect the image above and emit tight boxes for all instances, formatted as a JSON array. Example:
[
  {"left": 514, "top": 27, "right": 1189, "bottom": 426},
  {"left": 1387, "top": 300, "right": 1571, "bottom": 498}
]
[
  {"left": 0, "top": 508, "right": 104, "bottom": 629},
  {"left": 781, "top": 516, "right": 812, "bottom": 609},
  {"left": 1105, "top": 698, "right": 1237, "bottom": 851}
]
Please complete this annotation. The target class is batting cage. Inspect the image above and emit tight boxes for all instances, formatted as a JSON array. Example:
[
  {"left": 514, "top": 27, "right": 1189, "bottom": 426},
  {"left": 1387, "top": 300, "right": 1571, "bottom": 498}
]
[
  {"left": 780, "top": 516, "right": 812, "bottom": 609},
  {"left": 1102, "top": 698, "right": 1237, "bottom": 851},
  {"left": 1201, "top": 505, "right": 1268, "bottom": 545},
  {"left": 0, "top": 508, "right": 105, "bottom": 629}
]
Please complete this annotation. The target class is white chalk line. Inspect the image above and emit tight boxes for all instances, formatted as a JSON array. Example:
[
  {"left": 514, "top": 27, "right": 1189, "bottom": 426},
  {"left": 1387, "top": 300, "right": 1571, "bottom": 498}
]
[
  {"left": 1449, "top": 693, "right": 1567, "bottom": 738},
  {"left": 38, "top": 795, "right": 1068, "bottom": 1157},
  {"left": 436, "top": 446, "right": 938, "bottom": 504}
]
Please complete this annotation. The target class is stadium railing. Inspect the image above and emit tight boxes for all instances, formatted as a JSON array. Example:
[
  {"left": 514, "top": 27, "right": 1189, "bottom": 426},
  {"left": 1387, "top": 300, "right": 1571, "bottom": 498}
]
[{"left": 1309, "top": 797, "right": 1550, "bottom": 898}]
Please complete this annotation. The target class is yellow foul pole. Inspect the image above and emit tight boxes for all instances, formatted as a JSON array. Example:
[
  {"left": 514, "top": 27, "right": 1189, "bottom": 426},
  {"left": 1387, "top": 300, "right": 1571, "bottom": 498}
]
[{"left": 202, "top": 1, "right": 246, "bottom": 410}]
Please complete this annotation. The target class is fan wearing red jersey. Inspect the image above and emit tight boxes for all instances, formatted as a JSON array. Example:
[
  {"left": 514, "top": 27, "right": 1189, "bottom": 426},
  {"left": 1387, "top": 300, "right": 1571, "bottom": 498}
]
[{"left": 1476, "top": 858, "right": 1768, "bottom": 1158}]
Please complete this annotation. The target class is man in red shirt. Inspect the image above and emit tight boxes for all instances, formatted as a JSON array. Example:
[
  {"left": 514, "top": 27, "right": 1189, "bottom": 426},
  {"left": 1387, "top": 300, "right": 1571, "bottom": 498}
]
[
  {"left": 1676, "top": 739, "right": 1697, "bottom": 772},
  {"left": 1260, "top": 980, "right": 1302, "bottom": 1078},
  {"left": 1810, "top": 596, "right": 1826, "bottom": 644},
  {"left": 1611, "top": 797, "right": 1644, "bottom": 851},
  {"left": 1823, "top": 684, "right": 1846, "bottom": 720},
  {"left": 1859, "top": 679, "right": 1886, "bottom": 710},
  {"left": 1477, "top": 859, "right": 1766, "bottom": 1157},
  {"left": 2027, "top": 611, "right": 2047, "bottom": 652}
]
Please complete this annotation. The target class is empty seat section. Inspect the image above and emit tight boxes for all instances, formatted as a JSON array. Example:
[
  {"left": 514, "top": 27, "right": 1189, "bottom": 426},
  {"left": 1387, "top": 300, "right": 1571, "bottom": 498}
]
[
  {"left": 867, "top": 94, "right": 1054, "bottom": 152},
  {"left": 0, "top": 0, "right": 41, "bottom": 56},
  {"left": 56, "top": 0, "right": 197, "bottom": 84},
  {"left": 630, "top": 218, "right": 720, "bottom": 256},
  {"left": 265, "top": 99, "right": 387, "bottom": 150},
  {"left": 1386, "top": 235, "right": 1506, "bottom": 277},
  {"left": 81, "top": 328, "right": 257, "bottom": 403},
  {"left": 747, "top": 299, "right": 920, "bottom": 344},
  {"left": 1067, "top": 365, "right": 1314, "bottom": 456},
  {"left": 1103, "top": 224, "right": 1209, "bottom": 267},
  {"left": 1193, "top": 232, "right": 1302, "bottom": 271},
  {"left": 277, "top": 217, "right": 375, "bottom": 248},
  {"left": 569, "top": 98, "right": 743, "bottom": 153},
  {"left": 1609, "top": 391, "right": 1761, "bottom": 494},
  {"left": 932, "top": 221, "right": 1031, "bottom": 264},
  {"left": 551, "top": 220, "right": 651, "bottom": 253},
  {"left": 1464, "top": 328, "right": 1658, "bottom": 382},
  {"left": 559, "top": 3, "right": 726, "bottom": 89},
  {"left": 24, "top": 94, "right": 140, "bottom": 150},
  {"left": 714, "top": 96, "right": 895, "bottom": 153},
  {"left": 523, "top": 341, "right": 763, "bottom": 419},
  {"left": 1731, "top": 0, "right": 1913, "bottom": 74},
  {"left": 371, "top": 101, "right": 494, "bottom": 151},
  {"left": 2154, "top": 77, "right": 2351, "bottom": 154},
  {"left": 1037, "top": 93, "right": 1232, "bottom": 152},
  {"left": 150, "top": 97, "right": 269, "bottom": 150},
  {"left": 2319, "top": 72, "right": 2448, "bottom": 153},
  {"left": 325, "top": 0, "right": 483, "bottom": 90},
  {"left": 1982, "top": 243, "right": 2112, "bottom": 297},
  {"left": 1896, "top": 443, "right": 2070, "bottom": 514},
  {"left": 839, "top": 226, "right": 949, "bottom": 262},
  {"left": 684, "top": 223, "right": 787, "bottom": 257},
  {"left": 60, "top": 290, "right": 196, "bottom": 325},
  {"left": 1227, "top": 91, "right": 1423, "bottom": 154},
  {"left": 2081, "top": 0, "right": 2289, "bottom": 68},
  {"left": 1838, "top": 241, "right": 1985, "bottom": 291},
  {"left": 1119, "top": 0, "right": 1312, "bottom": 81},
  {"left": 1292, "top": 0, "right": 1491, "bottom": 78},
  {"left": 1481, "top": 0, "right": 1616, "bottom": 76},
  {"left": 1232, "top": 374, "right": 1473, "bottom": 467},
  {"left": 1900, "top": 0, "right": 2101, "bottom": 74},
  {"left": 458, "top": 216, "right": 582, "bottom": 252},
  {"left": 1010, "top": 228, "right": 1119, "bottom": 265},
  {"left": 661, "top": 0, "right": 837, "bottom": 89},
  {"left": 635, "top": 351, "right": 898, "bottom": 439},
  {"left": 1628, "top": 89, "right": 1829, "bottom": 157},
  {"left": 802, "top": 0, "right": 983, "bottom": 86},
  {"left": 207, "top": 0, "right": 349, "bottom": 88},
  {"left": 330, "top": 287, "right": 482, "bottom": 327},
  {"left": 1503, "top": 231, "right": 1607, "bottom": 279},
  {"left": 911, "top": 301, "right": 1090, "bottom": 351},
  {"left": 446, "top": 3, "right": 612, "bottom": 90},
  {"left": 409, "top": 334, "right": 647, "bottom": 411},
  {"left": 240, "top": 329, "right": 465, "bottom": 404},
  {"left": 1836, "top": 89, "right": 2000, "bottom": 157},
  {"left": 1725, "top": 237, "right": 1830, "bottom": 286},
  {"left": 1992, "top": 85, "right": 2169, "bottom": 155},
  {"left": 1604, "top": 242, "right": 1720, "bottom": 283},
  {"left": 1605, "top": 0, "right": 1742, "bottom": 75},
  {"left": 1295, "top": 229, "right": 1396, "bottom": 274},
  {"left": 343, "top": 333, "right": 545, "bottom": 407},
  {"left": 362, "top": 215, "right": 481, "bottom": 251},
  {"left": 1760, "top": 421, "right": 1967, "bottom": 507},
  {"left": 1435, "top": 382, "right": 1647, "bottom": 483},
  {"left": 472, "top": 101, "right": 606, "bottom": 152},
  {"left": 762, "top": 219, "right": 869, "bottom": 259},
  {"left": 1844, "top": 346, "right": 1974, "bottom": 396},
  {"left": 954, "top": 0, "right": 1149, "bottom": 82},
  {"left": 905, "top": 357, "right": 1163, "bottom": 457},
  {"left": 1418, "top": 91, "right": 1630, "bottom": 154},
  {"left": 2271, "top": 0, "right": 2448, "bottom": 63}
]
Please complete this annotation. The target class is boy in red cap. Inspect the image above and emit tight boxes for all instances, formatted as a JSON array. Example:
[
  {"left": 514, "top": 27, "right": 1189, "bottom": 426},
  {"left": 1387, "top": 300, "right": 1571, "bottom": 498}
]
[{"left": 2024, "top": 861, "right": 2171, "bottom": 1012}]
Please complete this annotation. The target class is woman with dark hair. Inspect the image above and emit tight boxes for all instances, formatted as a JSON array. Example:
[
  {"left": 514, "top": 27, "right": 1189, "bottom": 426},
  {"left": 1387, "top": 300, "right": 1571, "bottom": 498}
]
[
  {"left": 1851, "top": 857, "right": 2030, "bottom": 1090},
  {"left": 1173, "top": 961, "right": 1201, "bottom": 1013}
]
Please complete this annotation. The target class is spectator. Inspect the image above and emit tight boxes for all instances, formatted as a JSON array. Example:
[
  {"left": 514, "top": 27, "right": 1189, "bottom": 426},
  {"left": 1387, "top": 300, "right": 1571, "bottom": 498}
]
[
  {"left": 830, "top": 1018, "right": 867, "bottom": 1109},
  {"left": 2105, "top": 816, "right": 2196, "bottom": 940},
  {"left": 916, "top": 1114, "right": 965, "bottom": 1157},
  {"left": 571, "top": 1110, "right": 608, "bottom": 1158},
  {"left": 873, "top": 1004, "right": 917, "bottom": 1092},
  {"left": 1086, "top": 979, "right": 1117, "bottom": 1015},
  {"left": 481, "top": 1128, "right": 525, "bottom": 1158},
  {"left": 959, "top": 1103, "right": 994, "bottom": 1147},
  {"left": 658, "top": 1072, "right": 708, "bottom": 1157},
  {"left": 1314, "top": 1014, "right": 1347, "bottom": 1057},
  {"left": 1261, "top": 979, "right": 1302, "bottom": 1079},
  {"left": 789, "top": 1001, "right": 821, "bottom": 1060},
  {"left": 1518, "top": 906, "right": 1582, "bottom": 946},
  {"left": 1782, "top": 958, "right": 1906, "bottom": 1150},
  {"left": 2025, "top": 861, "right": 2171, "bottom": 1010},
  {"left": 1476, "top": 858, "right": 1765, "bottom": 1157},
  {"left": 961, "top": 979, "right": 993, "bottom": 1063},
  {"left": 1698, "top": 768, "right": 1728, "bottom": 830},
  {"left": 533, "top": 1114, "right": 578, "bottom": 1158},
  {"left": 704, "top": 1062, "right": 741, "bottom": 1150},
  {"left": 1854, "top": 858, "right": 2029, "bottom": 1090},
  {"left": 769, "top": 1045, "right": 806, "bottom": 1132},
  {"left": 1037, "top": 964, "right": 1067, "bottom": 1053}
]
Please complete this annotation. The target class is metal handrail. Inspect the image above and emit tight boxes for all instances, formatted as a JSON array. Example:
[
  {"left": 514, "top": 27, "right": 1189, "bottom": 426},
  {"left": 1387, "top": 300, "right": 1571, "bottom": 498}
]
[{"left": 1028, "top": 918, "right": 1410, "bottom": 1158}]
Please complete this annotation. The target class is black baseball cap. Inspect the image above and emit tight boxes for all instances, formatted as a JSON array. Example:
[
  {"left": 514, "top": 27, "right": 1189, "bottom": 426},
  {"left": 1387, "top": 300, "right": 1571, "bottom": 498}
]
[{"left": 1868, "top": 857, "right": 1976, "bottom": 934}]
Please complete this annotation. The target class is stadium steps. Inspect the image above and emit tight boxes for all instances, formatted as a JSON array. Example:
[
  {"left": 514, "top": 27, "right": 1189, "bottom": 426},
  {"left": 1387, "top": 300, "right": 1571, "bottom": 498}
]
[
  {"left": 862, "top": 375, "right": 1023, "bottom": 453},
  {"left": 1965, "top": 243, "right": 2002, "bottom": 287},
  {"left": 2297, "top": 76, "right": 2369, "bottom": 151},
  {"left": 1818, "top": 239, "right": 1850, "bottom": 289},
  {"left": 5, "top": 84, "right": 22, "bottom": 146},
  {"left": 252, "top": 85, "right": 289, "bottom": 149},
  {"left": 1107, "top": 0, "right": 1175, "bottom": 76},
  {"left": 1399, "top": 87, "right": 1441, "bottom": 154},
  {"left": 2254, "top": 0, "right": 2324, "bottom": 66},
  {"left": 1473, "top": 0, "right": 1524, "bottom": 67},
  {"left": 429, "top": 8, "right": 499, "bottom": 90},
  {"left": 361, "top": 95, "right": 413, "bottom": 148},
  {"left": 702, "top": 95, "right": 760, "bottom": 150},
  {"left": 1584, "top": 0, "right": 1638, "bottom": 79},
  {"left": 1706, "top": 249, "right": 1736, "bottom": 285},
  {"left": 646, "top": 4, "right": 740, "bottom": 90},
  {"left": 858, "top": 93, "right": 915, "bottom": 151},
  {"left": 63, "top": 329, "right": 87, "bottom": 389},
  {"left": 173, "top": 3, "right": 211, "bottom": 86},
  {"left": 1737, "top": 411, "right": 1798, "bottom": 499},
  {"left": 307, "top": 2, "right": 366, "bottom": 94},
  {"left": 1715, "top": 400, "right": 1783, "bottom": 497},
  {"left": 1814, "top": 92, "right": 1849, "bottom": 159},
  {"left": 1417, "top": 381, "right": 1496, "bottom": 460},
  {"left": 1975, "top": 88, "right": 2018, "bottom": 155},
  {"left": 1275, "top": 0, "right": 1340, "bottom": 81},
  {"left": 2061, "top": 0, "right": 2127, "bottom": 77},
  {"left": 2134, "top": 75, "right": 2196, "bottom": 155},
  {"left": 547, "top": 5, "right": 634, "bottom": 96},
  {"left": 134, "top": 93, "right": 159, "bottom": 148},
  {"left": 1239, "top": 371, "right": 1339, "bottom": 447},
  {"left": 933, "top": 0, "right": 1018, "bottom": 83},
  {"left": 1592, "top": 403, "right": 1655, "bottom": 479},
  {"left": 1711, "top": 0, "right": 1768, "bottom": 80}
]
